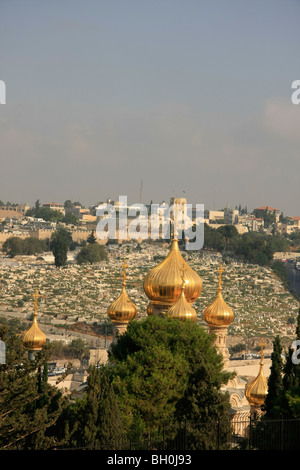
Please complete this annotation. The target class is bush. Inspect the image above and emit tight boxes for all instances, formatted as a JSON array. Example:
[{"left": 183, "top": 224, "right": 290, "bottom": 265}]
[
  {"left": 2, "top": 237, "right": 48, "bottom": 258},
  {"left": 76, "top": 244, "right": 108, "bottom": 265}
]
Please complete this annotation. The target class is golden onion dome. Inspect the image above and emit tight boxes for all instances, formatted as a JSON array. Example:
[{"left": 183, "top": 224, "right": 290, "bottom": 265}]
[
  {"left": 166, "top": 279, "right": 197, "bottom": 322},
  {"left": 23, "top": 290, "right": 47, "bottom": 351},
  {"left": 245, "top": 339, "right": 268, "bottom": 407},
  {"left": 203, "top": 264, "right": 234, "bottom": 327},
  {"left": 107, "top": 260, "right": 138, "bottom": 324},
  {"left": 143, "top": 238, "right": 202, "bottom": 315}
]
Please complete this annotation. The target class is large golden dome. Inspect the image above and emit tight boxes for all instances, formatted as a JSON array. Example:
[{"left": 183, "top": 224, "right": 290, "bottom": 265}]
[
  {"left": 203, "top": 264, "right": 234, "bottom": 327},
  {"left": 143, "top": 238, "right": 202, "bottom": 316},
  {"left": 165, "top": 279, "right": 197, "bottom": 322},
  {"left": 245, "top": 339, "right": 268, "bottom": 407},
  {"left": 23, "top": 290, "right": 47, "bottom": 351},
  {"left": 107, "top": 260, "right": 138, "bottom": 325}
]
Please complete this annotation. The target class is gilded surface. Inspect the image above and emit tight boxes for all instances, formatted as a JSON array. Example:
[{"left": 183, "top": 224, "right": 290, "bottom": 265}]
[
  {"left": 23, "top": 289, "right": 47, "bottom": 351},
  {"left": 166, "top": 280, "right": 197, "bottom": 322},
  {"left": 245, "top": 339, "right": 268, "bottom": 406},
  {"left": 203, "top": 264, "right": 234, "bottom": 327},
  {"left": 143, "top": 239, "right": 202, "bottom": 308},
  {"left": 107, "top": 260, "right": 138, "bottom": 324}
]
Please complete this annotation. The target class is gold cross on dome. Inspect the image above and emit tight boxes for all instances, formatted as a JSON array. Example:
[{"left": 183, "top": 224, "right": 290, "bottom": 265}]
[
  {"left": 32, "top": 289, "right": 48, "bottom": 316},
  {"left": 122, "top": 259, "right": 129, "bottom": 284},
  {"left": 33, "top": 289, "right": 41, "bottom": 315},
  {"left": 218, "top": 264, "right": 224, "bottom": 290},
  {"left": 260, "top": 338, "right": 266, "bottom": 358}
]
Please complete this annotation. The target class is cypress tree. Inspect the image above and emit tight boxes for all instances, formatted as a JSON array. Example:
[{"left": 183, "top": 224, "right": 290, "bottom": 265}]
[
  {"left": 0, "top": 332, "right": 68, "bottom": 449},
  {"left": 50, "top": 227, "right": 72, "bottom": 267},
  {"left": 264, "top": 335, "right": 283, "bottom": 418},
  {"left": 99, "top": 383, "right": 125, "bottom": 449},
  {"left": 283, "top": 346, "right": 297, "bottom": 391},
  {"left": 87, "top": 230, "right": 97, "bottom": 244}
]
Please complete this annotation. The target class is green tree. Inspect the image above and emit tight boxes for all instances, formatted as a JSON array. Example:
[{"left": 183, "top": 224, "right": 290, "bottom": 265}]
[
  {"left": 87, "top": 230, "right": 97, "bottom": 244},
  {"left": 264, "top": 336, "right": 283, "bottom": 417},
  {"left": 56, "top": 365, "right": 125, "bottom": 449},
  {"left": 63, "top": 213, "right": 79, "bottom": 225},
  {"left": 76, "top": 243, "right": 107, "bottom": 265},
  {"left": 50, "top": 227, "right": 72, "bottom": 267},
  {"left": 64, "top": 200, "right": 74, "bottom": 210},
  {"left": 283, "top": 346, "right": 297, "bottom": 394},
  {"left": 67, "top": 338, "right": 89, "bottom": 360},
  {"left": 272, "top": 260, "right": 288, "bottom": 284},
  {"left": 109, "top": 316, "right": 233, "bottom": 449},
  {"left": 0, "top": 330, "right": 68, "bottom": 449},
  {"left": 2, "top": 237, "right": 47, "bottom": 258},
  {"left": 26, "top": 206, "right": 64, "bottom": 222},
  {"left": 2, "top": 237, "right": 23, "bottom": 257}
]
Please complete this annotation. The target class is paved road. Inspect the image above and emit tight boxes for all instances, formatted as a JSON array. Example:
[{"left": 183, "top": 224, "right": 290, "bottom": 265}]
[{"left": 286, "top": 260, "right": 300, "bottom": 296}]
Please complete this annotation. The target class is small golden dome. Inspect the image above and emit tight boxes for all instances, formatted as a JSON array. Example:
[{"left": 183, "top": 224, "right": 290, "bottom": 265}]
[
  {"left": 107, "top": 260, "right": 138, "bottom": 324},
  {"left": 23, "top": 290, "right": 47, "bottom": 351},
  {"left": 143, "top": 238, "right": 202, "bottom": 315},
  {"left": 246, "top": 339, "right": 268, "bottom": 407},
  {"left": 166, "top": 279, "right": 197, "bottom": 322},
  {"left": 203, "top": 264, "right": 234, "bottom": 327}
]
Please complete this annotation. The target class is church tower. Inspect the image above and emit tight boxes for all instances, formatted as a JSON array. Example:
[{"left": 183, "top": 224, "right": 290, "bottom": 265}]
[
  {"left": 203, "top": 264, "right": 234, "bottom": 368},
  {"left": 23, "top": 289, "right": 47, "bottom": 360},
  {"left": 245, "top": 338, "right": 268, "bottom": 417},
  {"left": 107, "top": 260, "right": 138, "bottom": 340}
]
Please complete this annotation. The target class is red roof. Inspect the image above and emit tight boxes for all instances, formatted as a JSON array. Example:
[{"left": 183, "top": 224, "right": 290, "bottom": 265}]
[{"left": 255, "top": 206, "right": 279, "bottom": 211}]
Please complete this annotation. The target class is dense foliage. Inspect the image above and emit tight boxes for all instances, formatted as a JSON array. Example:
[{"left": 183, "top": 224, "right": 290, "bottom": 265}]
[
  {"left": 107, "top": 316, "right": 234, "bottom": 449},
  {"left": 0, "top": 326, "right": 68, "bottom": 450},
  {"left": 44, "top": 338, "right": 90, "bottom": 361},
  {"left": 76, "top": 243, "right": 108, "bottom": 265},
  {"left": 0, "top": 316, "right": 236, "bottom": 450},
  {"left": 251, "top": 311, "right": 300, "bottom": 449},
  {"left": 2, "top": 237, "right": 48, "bottom": 258},
  {"left": 203, "top": 223, "right": 289, "bottom": 266},
  {"left": 50, "top": 227, "right": 73, "bottom": 267},
  {"left": 26, "top": 206, "right": 79, "bottom": 225}
]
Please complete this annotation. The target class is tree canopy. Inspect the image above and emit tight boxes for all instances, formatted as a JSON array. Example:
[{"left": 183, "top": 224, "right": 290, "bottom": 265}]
[
  {"left": 108, "top": 316, "right": 234, "bottom": 448},
  {"left": 50, "top": 227, "right": 73, "bottom": 267},
  {"left": 76, "top": 243, "right": 108, "bottom": 265},
  {"left": 2, "top": 237, "right": 48, "bottom": 258},
  {"left": 203, "top": 223, "right": 289, "bottom": 266},
  {"left": 0, "top": 328, "right": 68, "bottom": 450}
]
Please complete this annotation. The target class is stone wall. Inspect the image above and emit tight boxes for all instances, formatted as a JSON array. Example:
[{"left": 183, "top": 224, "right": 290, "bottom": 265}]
[{"left": 0, "top": 228, "right": 109, "bottom": 251}]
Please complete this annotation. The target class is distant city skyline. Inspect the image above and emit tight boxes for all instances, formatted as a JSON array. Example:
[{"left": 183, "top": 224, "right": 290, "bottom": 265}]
[{"left": 0, "top": 1, "right": 299, "bottom": 216}]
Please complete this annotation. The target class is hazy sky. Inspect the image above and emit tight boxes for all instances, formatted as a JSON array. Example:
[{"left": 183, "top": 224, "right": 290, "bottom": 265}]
[{"left": 0, "top": 0, "right": 299, "bottom": 215}]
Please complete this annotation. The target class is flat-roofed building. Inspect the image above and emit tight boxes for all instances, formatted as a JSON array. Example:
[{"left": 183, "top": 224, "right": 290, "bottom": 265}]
[{"left": 42, "top": 203, "right": 65, "bottom": 215}]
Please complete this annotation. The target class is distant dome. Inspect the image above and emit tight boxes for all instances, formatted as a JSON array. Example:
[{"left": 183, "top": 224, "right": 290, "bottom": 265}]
[
  {"left": 107, "top": 260, "right": 138, "bottom": 325},
  {"left": 245, "top": 339, "right": 268, "bottom": 407},
  {"left": 23, "top": 290, "right": 47, "bottom": 351},
  {"left": 203, "top": 265, "right": 234, "bottom": 327}
]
